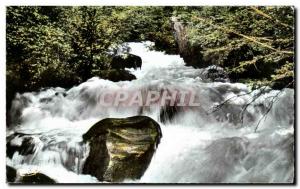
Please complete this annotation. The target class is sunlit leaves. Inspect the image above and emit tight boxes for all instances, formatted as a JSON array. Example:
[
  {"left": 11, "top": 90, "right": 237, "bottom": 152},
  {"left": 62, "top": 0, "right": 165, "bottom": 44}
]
[{"left": 175, "top": 6, "right": 294, "bottom": 88}]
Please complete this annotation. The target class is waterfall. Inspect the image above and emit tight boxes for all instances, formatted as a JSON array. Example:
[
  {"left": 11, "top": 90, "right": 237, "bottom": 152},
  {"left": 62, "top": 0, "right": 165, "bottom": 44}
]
[{"left": 7, "top": 42, "right": 294, "bottom": 183}]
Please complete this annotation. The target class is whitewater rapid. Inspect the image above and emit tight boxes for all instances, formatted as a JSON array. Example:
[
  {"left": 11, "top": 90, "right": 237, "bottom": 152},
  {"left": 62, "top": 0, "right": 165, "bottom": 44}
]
[{"left": 7, "top": 42, "right": 294, "bottom": 183}]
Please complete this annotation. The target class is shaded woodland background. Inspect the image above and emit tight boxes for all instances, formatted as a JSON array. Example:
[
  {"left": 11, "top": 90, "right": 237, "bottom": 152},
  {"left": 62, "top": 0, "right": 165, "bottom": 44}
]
[{"left": 6, "top": 6, "right": 294, "bottom": 120}]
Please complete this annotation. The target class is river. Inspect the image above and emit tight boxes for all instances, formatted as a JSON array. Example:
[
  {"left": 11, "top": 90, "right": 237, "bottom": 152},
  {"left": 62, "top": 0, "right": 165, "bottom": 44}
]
[{"left": 7, "top": 42, "right": 294, "bottom": 183}]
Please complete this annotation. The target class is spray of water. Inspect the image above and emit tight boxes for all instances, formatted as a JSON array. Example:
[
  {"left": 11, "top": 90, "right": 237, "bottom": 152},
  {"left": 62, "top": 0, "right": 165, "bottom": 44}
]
[{"left": 7, "top": 42, "right": 294, "bottom": 183}]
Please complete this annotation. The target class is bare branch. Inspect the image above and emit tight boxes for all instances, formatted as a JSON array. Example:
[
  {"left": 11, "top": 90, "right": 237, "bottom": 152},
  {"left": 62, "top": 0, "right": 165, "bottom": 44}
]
[
  {"left": 239, "top": 85, "right": 269, "bottom": 125},
  {"left": 254, "top": 80, "right": 294, "bottom": 132},
  {"left": 209, "top": 89, "right": 255, "bottom": 114}
]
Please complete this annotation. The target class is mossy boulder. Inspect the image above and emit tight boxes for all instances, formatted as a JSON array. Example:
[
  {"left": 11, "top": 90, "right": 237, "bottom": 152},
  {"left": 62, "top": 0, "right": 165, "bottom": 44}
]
[
  {"left": 97, "top": 69, "right": 136, "bottom": 82},
  {"left": 82, "top": 116, "right": 162, "bottom": 182}
]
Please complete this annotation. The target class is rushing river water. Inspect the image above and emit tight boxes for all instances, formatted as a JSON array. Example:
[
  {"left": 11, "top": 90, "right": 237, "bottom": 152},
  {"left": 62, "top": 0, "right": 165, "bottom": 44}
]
[{"left": 7, "top": 42, "right": 294, "bottom": 183}]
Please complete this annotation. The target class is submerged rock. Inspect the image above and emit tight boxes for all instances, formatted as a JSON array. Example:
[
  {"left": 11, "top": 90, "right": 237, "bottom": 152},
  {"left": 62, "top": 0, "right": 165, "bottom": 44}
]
[
  {"left": 159, "top": 105, "right": 183, "bottom": 123},
  {"left": 98, "top": 69, "right": 136, "bottom": 82},
  {"left": 19, "top": 172, "right": 56, "bottom": 184},
  {"left": 82, "top": 116, "right": 162, "bottom": 182},
  {"left": 111, "top": 54, "right": 142, "bottom": 70},
  {"left": 201, "top": 65, "right": 229, "bottom": 82},
  {"left": 6, "top": 134, "right": 38, "bottom": 158},
  {"left": 6, "top": 165, "right": 17, "bottom": 183}
]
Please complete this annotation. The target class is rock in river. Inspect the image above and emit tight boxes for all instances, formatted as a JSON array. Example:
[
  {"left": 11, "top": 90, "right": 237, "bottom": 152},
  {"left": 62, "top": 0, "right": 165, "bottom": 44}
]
[
  {"left": 7, "top": 166, "right": 56, "bottom": 184},
  {"left": 111, "top": 54, "right": 142, "bottom": 70},
  {"left": 19, "top": 172, "right": 56, "bottom": 184},
  {"left": 98, "top": 69, "right": 136, "bottom": 82},
  {"left": 6, "top": 165, "right": 17, "bottom": 183},
  {"left": 82, "top": 116, "right": 162, "bottom": 182}
]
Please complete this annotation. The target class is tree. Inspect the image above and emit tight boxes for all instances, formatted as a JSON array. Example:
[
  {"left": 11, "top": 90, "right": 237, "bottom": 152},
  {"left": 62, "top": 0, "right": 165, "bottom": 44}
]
[{"left": 173, "top": 6, "right": 294, "bottom": 89}]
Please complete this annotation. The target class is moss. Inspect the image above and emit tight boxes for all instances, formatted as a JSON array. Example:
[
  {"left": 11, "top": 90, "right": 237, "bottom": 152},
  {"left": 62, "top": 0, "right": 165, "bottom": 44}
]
[{"left": 82, "top": 116, "right": 162, "bottom": 182}]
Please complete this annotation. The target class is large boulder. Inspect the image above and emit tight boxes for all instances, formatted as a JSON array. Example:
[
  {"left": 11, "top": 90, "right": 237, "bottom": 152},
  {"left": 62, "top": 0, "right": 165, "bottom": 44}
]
[
  {"left": 111, "top": 54, "right": 142, "bottom": 70},
  {"left": 6, "top": 166, "right": 17, "bottom": 183},
  {"left": 98, "top": 69, "right": 136, "bottom": 82},
  {"left": 82, "top": 116, "right": 162, "bottom": 182},
  {"left": 18, "top": 172, "right": 56, "bottom": 184}
]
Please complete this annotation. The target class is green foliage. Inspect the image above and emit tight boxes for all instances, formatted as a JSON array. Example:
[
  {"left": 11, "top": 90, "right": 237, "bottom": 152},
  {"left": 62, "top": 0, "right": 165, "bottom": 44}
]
[
  {"left": 6, "top": 6, "right": 294, "bottom": 119},
  {"left": 6, "top": 6, "right": 176, "bottom": 91},
  {"left": 6, "top": 6, "right": 177, "bottom": 119},
  {"left": 7, "top": 7, "right": 75, "bottom": 90},
  {"left": 174, "top": 6, "right": 294, "bottom": 89}
]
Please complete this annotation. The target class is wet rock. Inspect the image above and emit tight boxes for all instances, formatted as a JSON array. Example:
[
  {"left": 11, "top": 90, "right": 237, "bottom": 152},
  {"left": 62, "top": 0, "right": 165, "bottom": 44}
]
[
  {"left": 6, "top": 166, "right": 17, "bottom": 183},
  {"left": 55, "top": 91, "right": 67, "bottom": 97},
  {"left": 82, "top": 116, "right": 162, "bottom": 182},
  {"left": 201, "top": 65, "right": 229, "bottom": 82},
  {"left": 271, "top": 76, "right": 294, "bottom": 90},
  {"left": 9, "top": 94, "right": 32, "bottom": 126},
  {"left": 19, "top": 172, "right": 56, "bottom": 184},
  {"left": 98, "top": 69, "right": 136, "bottom": 82},
  {"left": 159, "top": 105, "right": 183, "bottom": 123},
  {"left": 7, "top": 134, "right": 37, "bottom": 158},
  {"left": 212, "top": 103, "right": 255, "bottom": 126},
  {"left": 111, "top": 54, "right": 142, "bottom": 70}
]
